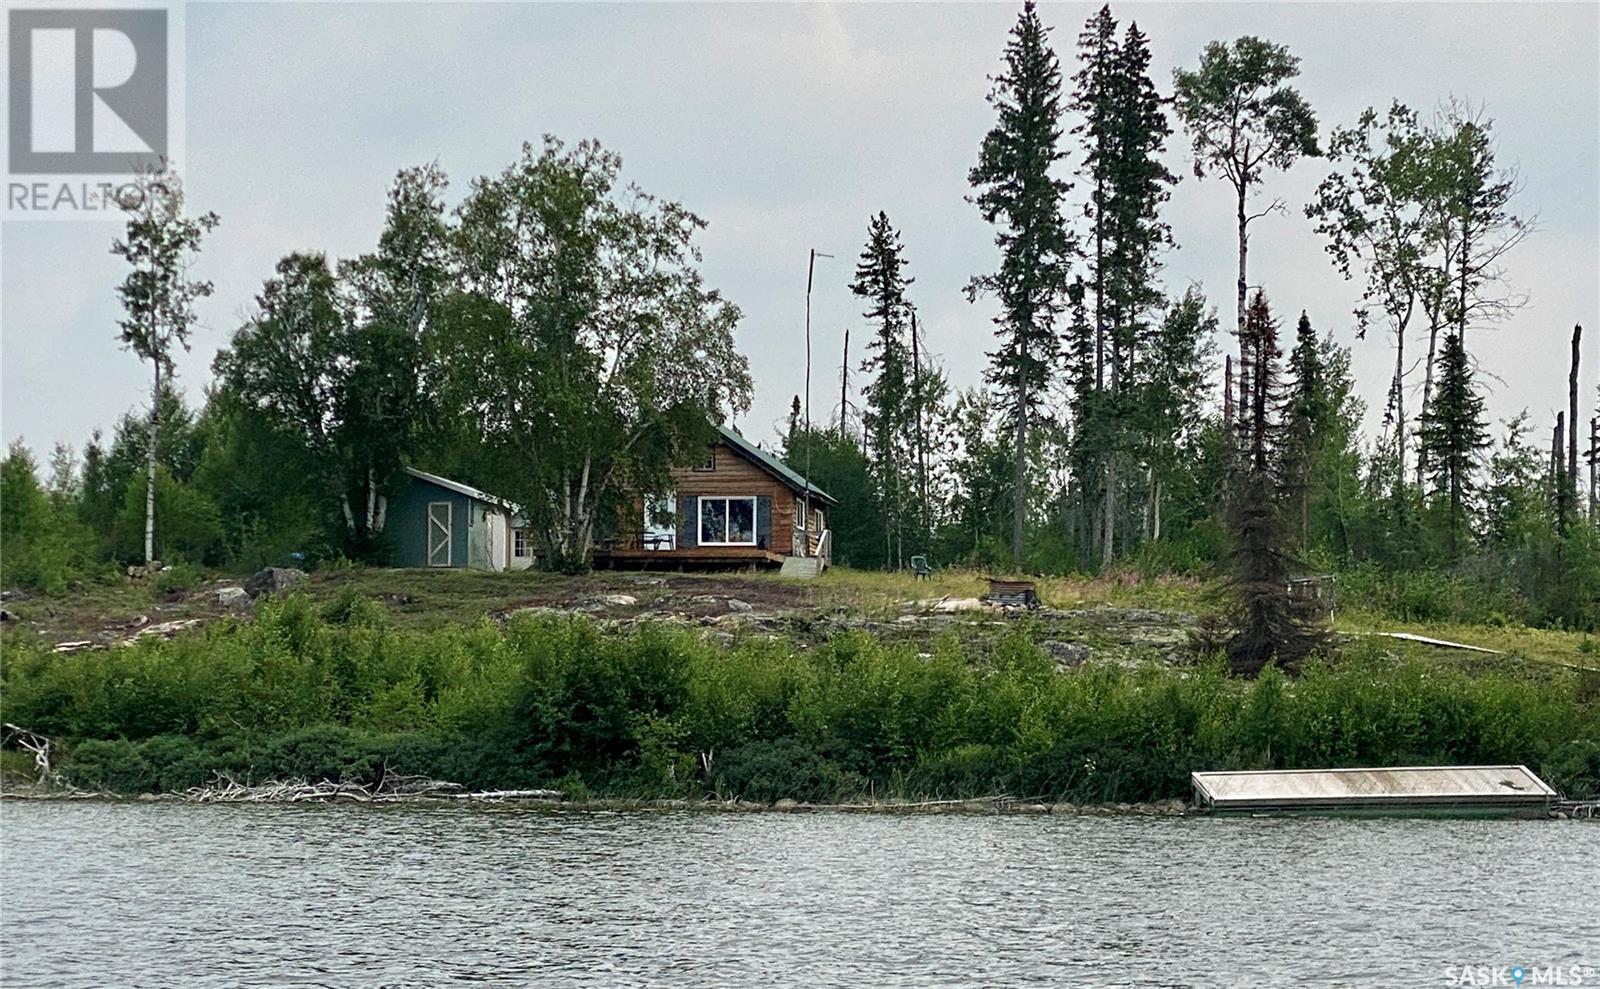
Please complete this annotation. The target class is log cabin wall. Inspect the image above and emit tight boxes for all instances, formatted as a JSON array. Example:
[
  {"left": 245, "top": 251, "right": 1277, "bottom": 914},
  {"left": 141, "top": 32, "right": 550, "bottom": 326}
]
[{"left": 669, "top": 441, "right": 798, "bottom": 555}]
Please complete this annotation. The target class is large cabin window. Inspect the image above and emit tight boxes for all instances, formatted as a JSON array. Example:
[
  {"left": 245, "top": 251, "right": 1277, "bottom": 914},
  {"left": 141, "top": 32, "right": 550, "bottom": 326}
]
[{"left": 700, "top": 496, "right": 756, "bottom": 545}]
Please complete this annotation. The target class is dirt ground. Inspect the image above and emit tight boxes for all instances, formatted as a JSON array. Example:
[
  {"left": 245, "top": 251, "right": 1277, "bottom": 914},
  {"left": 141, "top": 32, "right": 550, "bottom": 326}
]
[{"left": 0, "top": 568, "right": 845, "bottom": 650}]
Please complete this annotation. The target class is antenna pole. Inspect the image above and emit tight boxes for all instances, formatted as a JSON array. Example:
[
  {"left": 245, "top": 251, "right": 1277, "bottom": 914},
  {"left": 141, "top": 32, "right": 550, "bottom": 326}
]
[{"left": 802, "top": 249, "right": 832, "bottom": 558}]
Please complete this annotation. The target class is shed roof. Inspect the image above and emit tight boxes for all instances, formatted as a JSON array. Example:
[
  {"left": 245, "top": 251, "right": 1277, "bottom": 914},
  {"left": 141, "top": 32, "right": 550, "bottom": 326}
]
[
  {"left": 1191, "top": 765, "right": 1556, "bottom": 811},
  {"left": 717, "top": 425, "right": 838, "bottom": 505},
  {"left": 403, "top": 467, "right": 521, "bottom": 513}
]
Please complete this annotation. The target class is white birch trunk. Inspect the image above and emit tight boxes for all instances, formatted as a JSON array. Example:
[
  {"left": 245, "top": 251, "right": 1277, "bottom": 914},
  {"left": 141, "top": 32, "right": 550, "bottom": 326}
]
[{"left": 144, "top": 359, "right": 159, "bottom": 565}]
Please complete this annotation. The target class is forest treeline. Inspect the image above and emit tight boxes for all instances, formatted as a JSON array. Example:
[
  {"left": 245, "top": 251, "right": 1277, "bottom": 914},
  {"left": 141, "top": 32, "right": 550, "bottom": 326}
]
[
  {"left": 3, "top": 4, "right": 1597, "bottom": 633},
  {"left": 779, "top": 4, "right": 1595, "bottom": 634}
]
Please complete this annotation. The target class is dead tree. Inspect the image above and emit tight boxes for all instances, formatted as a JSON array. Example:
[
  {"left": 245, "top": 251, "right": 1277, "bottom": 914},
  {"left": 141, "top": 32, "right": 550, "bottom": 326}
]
[
  {"left": 1554, "top": 412, "right": 1567, "bottom": 534},
  {"left": 1589, "top": 415, "right": 1598, "bottom": 522},
  {"left": 1570, "top": 324, "right": 1582, "bottom": 509}
]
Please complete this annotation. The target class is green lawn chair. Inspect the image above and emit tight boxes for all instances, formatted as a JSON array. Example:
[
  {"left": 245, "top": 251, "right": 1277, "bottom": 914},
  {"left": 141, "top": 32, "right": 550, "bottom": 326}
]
[{"left": 910, "top": 555, "right": 932, "bottom": 580}]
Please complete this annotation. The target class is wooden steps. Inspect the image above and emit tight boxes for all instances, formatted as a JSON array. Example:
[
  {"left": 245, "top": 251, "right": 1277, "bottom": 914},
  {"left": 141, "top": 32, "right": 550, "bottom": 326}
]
[{"left": 779, "top": 556, "right": 823, "bottom": 579}]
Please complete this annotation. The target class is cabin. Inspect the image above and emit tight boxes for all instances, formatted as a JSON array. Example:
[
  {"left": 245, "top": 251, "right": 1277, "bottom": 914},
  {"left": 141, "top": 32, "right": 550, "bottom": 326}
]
[
  {"left": 593, "top": 425, "right": 837, "bottom": 570},
  {"left": 381, "top": 467, "right": 534, "bottom": 572}
]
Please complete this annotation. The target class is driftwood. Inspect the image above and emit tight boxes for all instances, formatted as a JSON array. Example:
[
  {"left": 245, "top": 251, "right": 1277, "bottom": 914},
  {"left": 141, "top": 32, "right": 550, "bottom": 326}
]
[
  {"left": 183, "top": 771, "right": 466, "bottom": 803},
  {"left": 2, "top": 723, "right": 59, "bottom": 784},
  {"left": 181, "top": 772, "right": 565, "bottom": 804}
]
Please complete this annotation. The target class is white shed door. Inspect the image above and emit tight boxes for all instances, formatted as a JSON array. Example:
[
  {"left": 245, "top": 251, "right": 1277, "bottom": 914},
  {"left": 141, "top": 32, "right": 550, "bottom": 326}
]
[{"left": 427, "top": 502, "right": 453, "bottom": 567}]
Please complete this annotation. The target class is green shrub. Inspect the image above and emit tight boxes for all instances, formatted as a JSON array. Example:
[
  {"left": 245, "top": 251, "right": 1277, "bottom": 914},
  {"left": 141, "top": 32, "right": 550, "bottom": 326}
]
[
  {"left": 1542, "top": 740, "right": 1600, "bottom": 800},
  {"left": 151, "top": 561, "right": 205, "bottom": 597},
  {"left": 9, "top": 598, "right": 1597, "bottom": 801},
  {"left": 60, "top": 739, "right": 155, "bottom": 792},
  {"left": 1, "top": 443, "right": 96, "bottom": 592},
  {"left": 717, "top": 738, "right": 852, "bottom": 803},
  {"left": 112, "top": 467, "right": 224, "bottom": 566}
]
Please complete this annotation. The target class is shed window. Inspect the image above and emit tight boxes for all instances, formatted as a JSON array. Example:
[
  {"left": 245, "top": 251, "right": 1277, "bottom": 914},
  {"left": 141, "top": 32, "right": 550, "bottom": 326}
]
[
  {"left": 514, "top": 529, "right": 533, "bottom": 558},
  {"left": 700, "top": 496, "right": 756, "bottom": 546}
]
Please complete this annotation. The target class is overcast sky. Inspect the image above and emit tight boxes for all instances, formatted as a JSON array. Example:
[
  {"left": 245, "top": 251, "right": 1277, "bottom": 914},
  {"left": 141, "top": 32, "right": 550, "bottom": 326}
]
[{"left": 3, "top": 1, "right": 1597, "bottom": 464}]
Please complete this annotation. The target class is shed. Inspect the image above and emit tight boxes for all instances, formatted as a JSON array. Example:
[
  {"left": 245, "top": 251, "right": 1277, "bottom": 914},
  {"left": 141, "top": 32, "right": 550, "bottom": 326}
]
[
  {"left": 1191, "top": 765, "right": 1558, "bottom": 817},
  {"left": 381, "top": 468, "right": 532, "bottom": 572}
]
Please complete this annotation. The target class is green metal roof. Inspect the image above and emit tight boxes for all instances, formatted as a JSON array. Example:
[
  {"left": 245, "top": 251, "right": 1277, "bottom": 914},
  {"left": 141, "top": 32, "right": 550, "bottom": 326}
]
[{"left": 717, "top": 425, "right": 837, "bottom": 505}]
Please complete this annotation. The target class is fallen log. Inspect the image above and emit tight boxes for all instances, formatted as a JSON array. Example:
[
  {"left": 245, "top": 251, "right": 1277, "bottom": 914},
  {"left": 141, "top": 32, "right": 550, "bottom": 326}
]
[{"left": 1371, "top": 632, "right": 1503, "bottom": 654}]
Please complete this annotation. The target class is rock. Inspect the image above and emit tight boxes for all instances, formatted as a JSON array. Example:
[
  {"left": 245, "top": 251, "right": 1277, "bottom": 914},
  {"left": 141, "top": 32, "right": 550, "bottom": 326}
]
[
  {"left": 0, "top": 608, "right": 13, "bottom": 623},
  {"left": 0, "top": 589, "right": 27, "bottom": 602},
  {"left": 773, "top": 798, "right": 799, "bottom": 811},
  {"left": 244, "top": 567, "right": 307, "bottom": 599},
  {"left": 1050, "top": 802, "right": 1079, "bottom": 815},
  {"left": 726, "top": 598, "right": 754, "bottom": 613},
  {"left": 577, "top": 593, "right": 637, "bottom": 609},
  {"left": 216, "top": 587, "right": 251, "bottom": 608},
  {"left": 1151, "top": 798, "right": 1186, "bottom": 816},
  {"left": 930, "top": 597, "right": 991, "bottom": 613},
  {"left": 1041, "top": 640, "right": 1092, "bottom": 667},
  {"left": 504, "top": 605, "right": 568, "bottom": 621}
]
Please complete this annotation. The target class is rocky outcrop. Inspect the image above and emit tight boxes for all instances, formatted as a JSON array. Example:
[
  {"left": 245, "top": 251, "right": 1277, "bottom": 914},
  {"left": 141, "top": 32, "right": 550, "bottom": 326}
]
[{"left": 244, "top": 568, "right": 307, "bottom": 599}]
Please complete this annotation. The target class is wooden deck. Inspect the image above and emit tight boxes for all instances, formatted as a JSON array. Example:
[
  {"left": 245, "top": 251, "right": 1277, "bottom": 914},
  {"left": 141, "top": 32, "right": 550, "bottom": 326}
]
[{"left": 593, "top": 547, "right": 785, "bottom": 569}]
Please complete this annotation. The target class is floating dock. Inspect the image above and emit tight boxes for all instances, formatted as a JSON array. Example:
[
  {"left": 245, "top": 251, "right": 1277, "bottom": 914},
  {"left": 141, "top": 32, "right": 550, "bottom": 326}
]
[{"left": 1191, "top": 765, "right": 1559, "bottom": 817}]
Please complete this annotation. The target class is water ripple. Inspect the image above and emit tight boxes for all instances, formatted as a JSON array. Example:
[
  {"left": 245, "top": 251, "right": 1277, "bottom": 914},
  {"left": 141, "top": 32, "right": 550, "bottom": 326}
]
[{"left": 1, "top": 804, "right": 1596, "bottom": 987}]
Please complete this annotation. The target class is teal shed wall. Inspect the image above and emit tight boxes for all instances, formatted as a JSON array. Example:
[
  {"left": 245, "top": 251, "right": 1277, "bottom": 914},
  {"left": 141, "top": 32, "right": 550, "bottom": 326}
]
[{"left": 382, "top": 475, "right": 472, "bottom": 568}]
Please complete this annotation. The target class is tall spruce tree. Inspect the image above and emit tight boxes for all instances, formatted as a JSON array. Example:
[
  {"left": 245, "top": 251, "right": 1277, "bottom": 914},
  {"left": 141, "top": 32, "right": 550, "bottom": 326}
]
[
  {"left": 850, "top": 211, "right": 915, "bottom": 568},
  {"left": 969, "top": 1, "right": 1075, "bottom": 567},
  {"left": 1417, "top": 329, "right": 1489, "bottom": 559},
  {"left": 1103, "top": 20, "right": 1175, "bottom": 562},
  {"left": 1072, "top": 6, "right": 1119, "bottom": 399},
  {"left": 1227, "top": 289, "right": 1324, "bottom": 675},
  {"left": 1139, "top": 288, "right": 1216, "bottom": 543},
  {"left": 1070, "top": 9, "right": 1174, "bottom": 565},
  {"left": 1282, "top": 309, "right": 1326, "bottom": 550}
]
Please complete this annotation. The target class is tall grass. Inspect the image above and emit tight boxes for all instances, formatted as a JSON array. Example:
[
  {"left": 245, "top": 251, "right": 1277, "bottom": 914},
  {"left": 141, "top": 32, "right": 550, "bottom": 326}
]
[{"left": 2, "top": 593, "right": 1596, "bottom": 800}]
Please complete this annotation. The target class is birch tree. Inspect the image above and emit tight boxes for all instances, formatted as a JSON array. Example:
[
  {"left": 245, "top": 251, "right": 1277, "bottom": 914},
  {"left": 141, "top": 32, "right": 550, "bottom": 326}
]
[
  {"left": 111, "top": 166, "right": 219, "bottom": 566},
  {"left": 437, "top": 137, "right": 749, "bottom": 569},
  {"left": 1173, "top": 37, "right": 1317, "bottom": 450},
  {"left": 1306, "top": 103, "right": 1441, "bottom": 493}
]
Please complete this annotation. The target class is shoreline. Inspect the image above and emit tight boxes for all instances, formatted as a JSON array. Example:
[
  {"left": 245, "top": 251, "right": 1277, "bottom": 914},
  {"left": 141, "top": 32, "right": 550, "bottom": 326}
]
[
  {"left": 0, "top": 784, "right": 1186, "bottom": 816},
  {"left": 5, "top": 788, "right": 1595, "bottom": 819}
]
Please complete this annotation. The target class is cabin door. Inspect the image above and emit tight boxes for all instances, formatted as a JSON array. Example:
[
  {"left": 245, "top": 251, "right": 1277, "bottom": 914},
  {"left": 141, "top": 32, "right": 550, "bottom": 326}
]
[
  {"left": 643, "top": 494, "right": 676, "bottom": 551},
  {"left": 427, "top": 502, "right": 453, "bottom": 567}
]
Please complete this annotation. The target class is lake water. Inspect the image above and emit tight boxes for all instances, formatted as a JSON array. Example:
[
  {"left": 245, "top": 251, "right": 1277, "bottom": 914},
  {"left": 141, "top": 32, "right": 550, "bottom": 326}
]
[{"left": 1, "top": 802, "right": 1595, "bottom": 987}]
